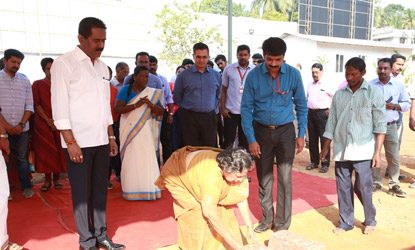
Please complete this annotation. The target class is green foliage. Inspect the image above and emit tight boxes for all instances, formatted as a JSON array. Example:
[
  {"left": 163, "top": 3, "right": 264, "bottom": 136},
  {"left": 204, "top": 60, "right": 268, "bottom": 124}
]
[
  {"left": 156, "top": 2, "right": 224, "bottom": 67},
  {"left": 375, "top": 3, "right": 415, "bottom": 29},
  {"left": 192, "top": 0, "right": 249, "bottom": 17},
  {"left": 250, "top": 0, "right": 298, "bottom": 22}
]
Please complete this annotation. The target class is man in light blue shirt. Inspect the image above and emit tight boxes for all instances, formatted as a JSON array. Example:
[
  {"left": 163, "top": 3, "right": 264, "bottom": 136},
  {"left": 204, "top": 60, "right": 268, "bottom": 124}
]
[
  {"left": 241, "top": 37, "right": 307, "bottom": 232},
  {"left": 220, "top": 44, "right": 254, "bottom": 150},
  {"left": 369, "top": 58, "right": 410, "bottom": 198},
  {"left": 321, "top": 57, "right": 386, "bottom": 234}
]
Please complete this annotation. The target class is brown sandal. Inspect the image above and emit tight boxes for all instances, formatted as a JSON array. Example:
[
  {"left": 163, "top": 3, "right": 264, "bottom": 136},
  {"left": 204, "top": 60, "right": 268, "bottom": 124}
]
[{"left": 40, "top": 181, "right": 51, "bottom": 192}]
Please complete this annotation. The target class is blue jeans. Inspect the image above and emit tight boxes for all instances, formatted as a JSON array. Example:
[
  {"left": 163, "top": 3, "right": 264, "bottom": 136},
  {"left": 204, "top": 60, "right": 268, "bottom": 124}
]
[{"left": 8, "top": 131, "right": 32, "bottom": 190}]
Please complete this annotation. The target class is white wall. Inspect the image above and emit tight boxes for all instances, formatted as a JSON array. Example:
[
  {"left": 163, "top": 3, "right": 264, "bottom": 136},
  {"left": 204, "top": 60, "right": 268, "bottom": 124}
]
[{"left": 282, "top": 36, "right": 414, "bottom": 88}]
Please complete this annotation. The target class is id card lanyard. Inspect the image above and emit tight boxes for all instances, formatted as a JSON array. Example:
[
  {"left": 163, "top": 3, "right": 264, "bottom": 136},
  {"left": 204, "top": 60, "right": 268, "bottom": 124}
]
[
  {"left": 269, "top": 75, "right": 288, "bottom": 95},
  {"left": 237, "top": 66, "right": 249, "bottom": 94}
]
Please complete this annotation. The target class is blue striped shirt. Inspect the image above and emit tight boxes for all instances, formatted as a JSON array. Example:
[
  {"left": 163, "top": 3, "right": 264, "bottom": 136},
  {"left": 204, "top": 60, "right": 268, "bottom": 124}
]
[
  {"left": 241, "top": 63, "right": 308, "bottom": 143},
  {"left": 0, "top": 70, "right": 34, "bottom": 132},
  {"left": 323, "top": 80, "right": 387, "bottom": 161}
]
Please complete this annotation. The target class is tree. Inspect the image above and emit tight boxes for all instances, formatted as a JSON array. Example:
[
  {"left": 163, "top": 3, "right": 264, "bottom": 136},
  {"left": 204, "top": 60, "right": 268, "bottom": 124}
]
[
  {"left": 383, "top": 4, "right": 406, "bottom": 29},
  {"left": 403, "top": 8, "right": 415, "bottom": 29},
  {"left": 156, "top": 3, "right": 224, "bottom": 67},
  {"left": 250, "top": 0, "right": 298, "bottom": 21},
  {"left": 192, "top": 0, "right": 249, "bottom": 17}
]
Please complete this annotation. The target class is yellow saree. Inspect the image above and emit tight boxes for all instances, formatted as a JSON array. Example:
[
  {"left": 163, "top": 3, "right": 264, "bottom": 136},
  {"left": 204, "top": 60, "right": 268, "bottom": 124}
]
[{"left": 155, "top": 146, "right": 249, "bottom": 250}]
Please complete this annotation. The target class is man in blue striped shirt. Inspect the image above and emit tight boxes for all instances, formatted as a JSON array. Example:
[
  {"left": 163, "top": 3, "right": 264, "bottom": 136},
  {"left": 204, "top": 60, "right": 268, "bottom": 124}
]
[
  {"left": 0, "top": 49, "right": 34, "bottom": 199},
  {"left": 321, "top": 57, "right": 386, "bottom": 235},
  {"left": 241, "top": 37, "right": 307, "bottom": 232}
]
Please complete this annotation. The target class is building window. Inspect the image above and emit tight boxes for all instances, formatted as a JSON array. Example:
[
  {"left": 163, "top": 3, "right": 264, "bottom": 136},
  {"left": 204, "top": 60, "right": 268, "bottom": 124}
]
[
  {"left": 412, "top": 37, "right": 415, "bottom": 44},
  {"left": 336, "top": 54, "right": 344, "bottom": 73},
  {"left": 400, "top": 37, "right": 406, "bottom": 44}
]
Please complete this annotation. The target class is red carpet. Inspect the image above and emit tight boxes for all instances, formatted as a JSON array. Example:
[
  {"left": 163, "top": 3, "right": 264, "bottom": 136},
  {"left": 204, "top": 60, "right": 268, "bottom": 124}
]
[{"left": 8, "top": 169, "right": 337, "bottom": 250}]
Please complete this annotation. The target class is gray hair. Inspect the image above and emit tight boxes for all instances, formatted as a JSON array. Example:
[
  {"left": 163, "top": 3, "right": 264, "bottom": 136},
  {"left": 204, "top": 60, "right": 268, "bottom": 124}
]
[{"left": 216, "top": 147, "right": 253, "bottom": 173}]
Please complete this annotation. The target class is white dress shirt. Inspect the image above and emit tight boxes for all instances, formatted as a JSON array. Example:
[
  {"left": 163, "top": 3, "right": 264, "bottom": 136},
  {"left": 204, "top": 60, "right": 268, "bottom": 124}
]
[{"left": 51, "top": 46, "right": 113, "bottom": 148}]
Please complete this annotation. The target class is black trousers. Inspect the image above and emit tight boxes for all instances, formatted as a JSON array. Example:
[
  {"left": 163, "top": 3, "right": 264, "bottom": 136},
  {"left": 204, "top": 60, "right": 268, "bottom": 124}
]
[
  {"left": 223, "top": 113, "right": 248, "bottom": 150},
  {"left": 217, "top": 113, "right": 224, "bottom": 148},
  {"left": 161, "top": 110, "right": 173, "bottom": 163},
  {"left": 254, "top": 122, "right": 295, "bottom": 230},
  {"left": 307, "top": 109, "right": 330, "bottom": 167},
  {"left": 109, "top": 122, "right": 121, "bottom": 179},
  {"left": 64, "top": 145, "right": 109, "bottom": 248},
  {"left": 182, "top": 109, "right": 217, "bottom": 147}
]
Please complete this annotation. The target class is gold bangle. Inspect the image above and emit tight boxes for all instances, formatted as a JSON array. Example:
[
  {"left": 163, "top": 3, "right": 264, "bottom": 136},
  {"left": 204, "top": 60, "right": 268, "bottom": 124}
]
[{"left": 109, "top": 136, "right": 116, "bottom": 140}]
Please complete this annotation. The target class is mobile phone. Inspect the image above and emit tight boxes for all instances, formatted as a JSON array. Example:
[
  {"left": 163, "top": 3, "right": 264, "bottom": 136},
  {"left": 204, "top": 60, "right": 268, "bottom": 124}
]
[{"left": 385, "top": 96, "right": 393, "bottom": 103}]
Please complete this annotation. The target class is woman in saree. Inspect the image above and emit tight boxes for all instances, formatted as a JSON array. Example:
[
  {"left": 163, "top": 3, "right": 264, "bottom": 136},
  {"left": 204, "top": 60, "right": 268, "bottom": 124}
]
[
  {"left": 32, "top": 57, "right": 67, "bottom": 191},
  {"left": 115, "top": 65, "right": 164, "bottom": 200},
  {"left": 155, "top": 146, "right": 263, "bottom": 250}
]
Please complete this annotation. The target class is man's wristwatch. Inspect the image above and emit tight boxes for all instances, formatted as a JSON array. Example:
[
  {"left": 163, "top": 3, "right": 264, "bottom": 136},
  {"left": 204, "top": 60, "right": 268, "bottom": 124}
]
[
  {"left": 109, "top": 135, "right": 116, "bottom": 140},
  {"left": 18, "top": 122, "right": 26, "bottom": 128}
]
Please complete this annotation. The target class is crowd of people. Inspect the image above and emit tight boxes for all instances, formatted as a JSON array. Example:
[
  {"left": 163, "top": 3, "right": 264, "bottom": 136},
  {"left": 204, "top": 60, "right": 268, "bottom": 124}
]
[{"left": 0, "top": 16, "right": 414, "bottom": 250}]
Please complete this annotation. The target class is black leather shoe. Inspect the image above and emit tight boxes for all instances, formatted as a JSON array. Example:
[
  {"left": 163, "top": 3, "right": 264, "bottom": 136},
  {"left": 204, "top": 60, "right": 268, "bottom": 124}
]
[
  {"left": 80, "top": 246, "right": 97, "bottom": 250},
  {"left": 97, "top": 238, "right": 125, "bottom": 250},
  {"left": 254, "top": 222, "right": 273, "bottom": 233}
]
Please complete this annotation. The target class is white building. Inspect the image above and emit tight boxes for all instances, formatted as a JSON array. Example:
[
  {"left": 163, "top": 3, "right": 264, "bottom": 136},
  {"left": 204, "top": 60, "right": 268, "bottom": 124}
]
[
  {"left": 280, "top": 32, "right": 415, "bottom": 86},
  {"left": 373, "top": 28, "right": 415, "bottom": 46}
]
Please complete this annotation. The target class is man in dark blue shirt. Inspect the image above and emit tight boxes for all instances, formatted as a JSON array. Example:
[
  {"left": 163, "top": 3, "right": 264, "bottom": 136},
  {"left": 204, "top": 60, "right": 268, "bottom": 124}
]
[
  {"left": 173, "top": 42, "right": 221, "bottom": 147},
  {"left": 241, "top": 37, "right": 308, "bottom": 233}
]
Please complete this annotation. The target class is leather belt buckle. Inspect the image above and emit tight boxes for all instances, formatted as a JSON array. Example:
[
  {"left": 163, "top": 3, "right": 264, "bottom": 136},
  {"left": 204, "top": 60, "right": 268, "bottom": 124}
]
[{"left": 267, "top": 125, "right": 278, "bottom": 129}]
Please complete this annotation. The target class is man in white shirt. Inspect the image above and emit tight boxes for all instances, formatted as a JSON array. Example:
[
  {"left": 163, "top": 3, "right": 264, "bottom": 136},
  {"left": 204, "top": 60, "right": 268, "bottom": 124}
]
[
  {"left": 220, "top": 45, "right": 254, "bottom": 150},
  {"left": 306, "top": 63, "right": 334, "bottom": 173},
  {"left": 390, "top": 54, "right": 406, "bottom": 148},
  {"left": 51, "top": 17, "right": 124, "bottom": 250}
]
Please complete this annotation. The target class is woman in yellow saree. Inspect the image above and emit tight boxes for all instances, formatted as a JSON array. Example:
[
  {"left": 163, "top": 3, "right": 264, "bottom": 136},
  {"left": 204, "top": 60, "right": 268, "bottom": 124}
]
[
  {"left": 155, "top": 146, "right": 260, "bottom": 250},
  {"left": 115, "top": 66, "right": 164, "bottom": 200}
]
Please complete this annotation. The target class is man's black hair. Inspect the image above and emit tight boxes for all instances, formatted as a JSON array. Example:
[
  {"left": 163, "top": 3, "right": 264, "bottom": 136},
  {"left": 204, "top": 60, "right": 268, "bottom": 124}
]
[
  {"left": 237, "top": 44, "right": 250, "bottom": 54},
  {"left": 345, "top": 57, "right": 366, "bottom": 73},
  {"left": 78, "top": 17, "right": 106, "bottom": 38},
  {"left": 262, "top": 37, "right": 287, "bottom": 56},
  {"left": 4, "top": 49, "right": 25, "bottom": 60},
  {"left": 40, "top": 57, "right": 54, "bottom": 70},
  {"left": 214, "top": 54, "right": 227, "bottom": 63}
]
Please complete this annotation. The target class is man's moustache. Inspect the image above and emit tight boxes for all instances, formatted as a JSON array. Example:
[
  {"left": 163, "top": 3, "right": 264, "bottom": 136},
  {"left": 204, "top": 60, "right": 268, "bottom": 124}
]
[{"left": 95, "top": 48, "right": 104, "bottom": 52}]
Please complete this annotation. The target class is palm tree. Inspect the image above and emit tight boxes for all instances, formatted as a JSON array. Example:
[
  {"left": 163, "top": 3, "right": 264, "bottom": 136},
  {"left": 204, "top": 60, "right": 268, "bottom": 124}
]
[
  {"left": 403, "top": 8, "right": 415, "bottom": 29},
  {"left": 251, "top": 0, "right": 298, "bottom": 21}
]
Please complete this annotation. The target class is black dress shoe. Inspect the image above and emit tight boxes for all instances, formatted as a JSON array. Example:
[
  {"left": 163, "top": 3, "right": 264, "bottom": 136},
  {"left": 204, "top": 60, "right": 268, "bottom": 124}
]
[
  {"left": 254, "top": 222, "right": 273, "bottom": 233},
  {"left": 97, "top": 238, "right": 125, "bottom": 250},
  {"left": 80, "top": 246, "right": 97, "bottom": 250}
]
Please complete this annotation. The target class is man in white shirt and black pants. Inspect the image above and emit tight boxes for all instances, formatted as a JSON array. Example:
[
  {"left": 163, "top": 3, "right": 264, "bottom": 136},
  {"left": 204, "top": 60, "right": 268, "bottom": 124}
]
[
  {"left": 51, "top": 17, "right": 125, "bottom": 250},
  {"left": 306, "top": 63, "right": 334, "bottom": 173}
]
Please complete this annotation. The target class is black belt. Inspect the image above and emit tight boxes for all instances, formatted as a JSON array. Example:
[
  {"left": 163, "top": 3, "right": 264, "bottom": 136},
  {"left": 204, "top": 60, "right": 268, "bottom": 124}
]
[
  {"left": 308, "top": 108, "right": 328, "bottom": 112},
  {"left": 254, "top": 121, "right": 292, "bottom": 130},
  {"left": 183, "top": 108, "right": 215, "bottom": 115},
  {"left": 387, "top": 120, "right": 397, "bottom": 126}
]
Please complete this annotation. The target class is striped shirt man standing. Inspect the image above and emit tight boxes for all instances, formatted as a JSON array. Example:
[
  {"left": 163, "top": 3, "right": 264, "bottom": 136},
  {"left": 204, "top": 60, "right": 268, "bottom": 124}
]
[{"left": 321, "top": 57, "right": 386, "bottom": 235}]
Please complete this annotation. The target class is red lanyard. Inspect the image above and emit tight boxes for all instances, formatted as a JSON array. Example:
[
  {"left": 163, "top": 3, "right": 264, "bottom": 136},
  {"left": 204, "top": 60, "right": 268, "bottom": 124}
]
[
  {"left": 237, "top": 67, "right": 249, "bottom": 86},
  {"left": 269, "top": 75, "right": 288, "bottom": 95}
]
